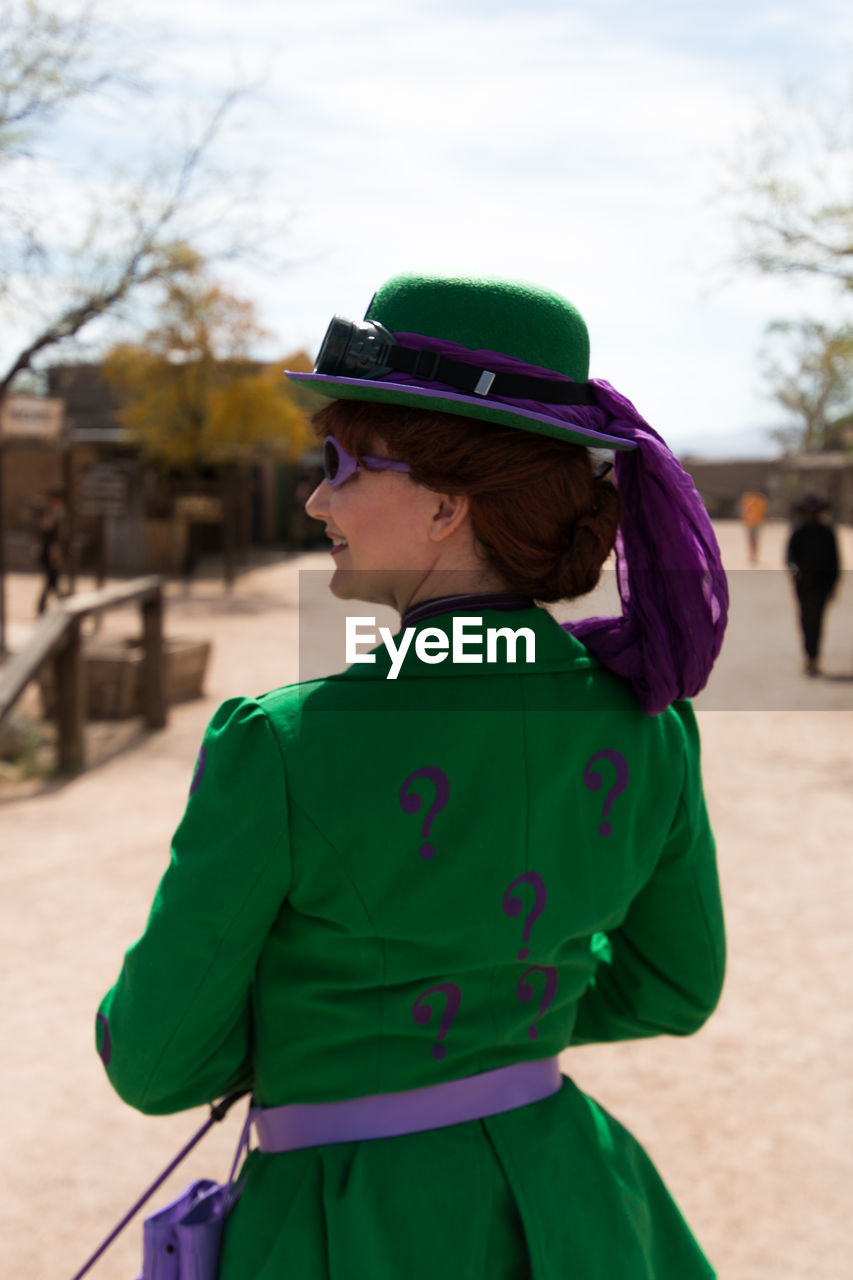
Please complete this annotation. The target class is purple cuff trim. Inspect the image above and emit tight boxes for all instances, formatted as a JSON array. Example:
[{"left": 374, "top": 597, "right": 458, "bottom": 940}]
[
  {"left": 96, "top": 1013, "right": 112, "bottom": 1067},
  {"left": 253, "top": 1058, "right": 562, "bottom": 1152},
  {"left": 286, "top": 373, "right": 637, "bottom": 450},
  {"left": 401, "top": 592, "right": 535, "bottom": 630}
]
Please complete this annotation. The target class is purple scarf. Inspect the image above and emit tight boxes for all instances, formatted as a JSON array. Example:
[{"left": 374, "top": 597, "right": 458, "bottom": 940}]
[{"left": 384, "top": 333, "right": 729, "bottom": 715}]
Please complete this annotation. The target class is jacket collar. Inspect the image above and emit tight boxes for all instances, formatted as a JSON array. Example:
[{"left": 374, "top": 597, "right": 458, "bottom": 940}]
[{"left": 400, "top": 592, "right": 534, "bottom": 629}]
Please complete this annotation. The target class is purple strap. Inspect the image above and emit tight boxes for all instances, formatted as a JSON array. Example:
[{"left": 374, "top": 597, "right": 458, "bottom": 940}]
[
  {"left": 68, "top": 1092, "right": 247, "bottom": 1280},
  {"left": 253, "top": 1058, "right": 562, "bottom": 1152},
  {"left": 386, "top": 335, "right": 729, "bottom": 715}
]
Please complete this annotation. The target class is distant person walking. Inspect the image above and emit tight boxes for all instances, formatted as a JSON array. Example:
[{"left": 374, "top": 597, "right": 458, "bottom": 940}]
[
  {"left": 740, "top": 490, "right": 768, "bottom": 564},
  {"left": 786, "top": 495, "right": 840, "bottom": 676},
  {"left": 35, "top": 490, "right": 67, "bottom": 615}
]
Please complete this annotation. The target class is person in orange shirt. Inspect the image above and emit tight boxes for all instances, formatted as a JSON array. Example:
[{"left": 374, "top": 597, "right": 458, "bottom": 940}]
[{"left": 740, "top": 490, "right": 768, "bottom": 563}]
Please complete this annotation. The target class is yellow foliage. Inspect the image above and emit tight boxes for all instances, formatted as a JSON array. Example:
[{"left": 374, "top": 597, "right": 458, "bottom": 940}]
[
  {"left": 103, "top": 273, "right": 315, "bottom": 467},
  {"left": 207, "top": 364, "right": 315, "bottom": 461}
]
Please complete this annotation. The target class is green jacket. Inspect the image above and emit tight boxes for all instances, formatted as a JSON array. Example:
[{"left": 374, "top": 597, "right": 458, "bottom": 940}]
[{"left": 96, "top": 604, "right": 724, "bottom": 1279}]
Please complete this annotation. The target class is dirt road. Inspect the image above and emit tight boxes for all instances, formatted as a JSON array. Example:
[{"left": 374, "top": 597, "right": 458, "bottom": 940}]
[{"left": 1, "top": 520, "right": 851, "bottom": 1280}]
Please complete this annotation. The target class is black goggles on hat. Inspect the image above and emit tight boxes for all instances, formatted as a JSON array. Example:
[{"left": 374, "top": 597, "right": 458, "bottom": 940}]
[{"left": 314, "top": 316, "right": 598, "bottom": 405}]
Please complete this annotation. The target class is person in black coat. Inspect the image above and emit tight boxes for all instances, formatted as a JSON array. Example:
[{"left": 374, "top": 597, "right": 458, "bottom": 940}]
[
  {"left": 35, "top": 490, "right": 67, "bottom": 615},
  {"left": 786, "top": 494, "right": 840, "bottom": 675}
]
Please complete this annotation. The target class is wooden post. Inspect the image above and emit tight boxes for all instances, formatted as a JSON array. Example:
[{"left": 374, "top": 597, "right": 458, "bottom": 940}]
[
  {"left": 239, "top": 464, "right": 252, "bottom": 561},
  {"left": 141, "top": 588, "right": 167, "bottom": 730},
  {"left": 62, "top": 433, "right": 77, "bottom": 595},
  {"left": 0, "top": 434, "right": 7, "bottom": 659},
  {"left": 96, "top": 513, "right": 108, "bottom": 588},
  {"left": 222, "top": 469, "right": 236, "bottom": 591},
  {"left": 55, "top": 615, "right": 85, "bottom": 773}
]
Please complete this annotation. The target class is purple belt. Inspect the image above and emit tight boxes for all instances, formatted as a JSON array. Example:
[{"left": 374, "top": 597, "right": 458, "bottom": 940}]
[{"left": 253, "top": 1058, "right": 562, "bottom": 1152}]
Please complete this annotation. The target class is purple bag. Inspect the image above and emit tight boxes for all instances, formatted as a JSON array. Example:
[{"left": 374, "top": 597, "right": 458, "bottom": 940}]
[
  {"left": 138, "top": 1178, "right": 233, "bottom": 1280},
  {"left": 69, "top": 1093, "right": 250, "bottom": 1280}
]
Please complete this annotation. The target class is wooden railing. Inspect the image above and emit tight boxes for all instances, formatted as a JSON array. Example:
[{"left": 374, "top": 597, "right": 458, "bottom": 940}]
[{"left": 0, "top": 576, "right": 167, "bottom": 774}]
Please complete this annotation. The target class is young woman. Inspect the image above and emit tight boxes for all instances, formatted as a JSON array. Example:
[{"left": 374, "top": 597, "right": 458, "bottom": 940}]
[{"left": 96, "top": 274, "right": 728, "bottom": 1279}]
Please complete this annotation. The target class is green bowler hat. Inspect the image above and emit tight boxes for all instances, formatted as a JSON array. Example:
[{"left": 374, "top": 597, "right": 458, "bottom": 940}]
[{"left": 285, "top": 273, "right": 636, "bottom": 451}]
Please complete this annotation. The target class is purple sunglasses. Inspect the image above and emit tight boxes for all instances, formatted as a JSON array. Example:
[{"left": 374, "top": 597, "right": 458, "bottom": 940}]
[{"left": 322, "top": 435, "right": 412, "bottom": 487}]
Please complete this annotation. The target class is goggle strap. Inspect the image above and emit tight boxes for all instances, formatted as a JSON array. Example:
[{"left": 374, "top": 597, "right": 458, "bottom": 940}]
[{"left": 380, "top": 345, "right": 598, "bottom": 406}]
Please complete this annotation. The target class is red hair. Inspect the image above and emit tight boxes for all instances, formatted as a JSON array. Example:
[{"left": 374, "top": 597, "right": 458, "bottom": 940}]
[{"left": 312, "top": 400, "right": 620, "bottom": 603}]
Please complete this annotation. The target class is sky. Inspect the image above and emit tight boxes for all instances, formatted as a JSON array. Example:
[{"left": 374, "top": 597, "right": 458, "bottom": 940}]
[{"left": 4, "top": 0, "right": 853, "bottom": 457}]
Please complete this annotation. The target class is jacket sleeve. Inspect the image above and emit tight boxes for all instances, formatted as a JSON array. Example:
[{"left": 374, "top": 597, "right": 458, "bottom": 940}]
[
  {"left": 95, "top": 697, "right": 291, "bottom": 1114},
  {"left": 571, "top": 702, "right": 725, "bottom": 1044}
]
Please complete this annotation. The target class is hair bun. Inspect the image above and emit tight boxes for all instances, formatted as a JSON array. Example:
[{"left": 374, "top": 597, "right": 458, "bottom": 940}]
[{"left": 554, "top": 482, "right": 620, "bottom": 601}]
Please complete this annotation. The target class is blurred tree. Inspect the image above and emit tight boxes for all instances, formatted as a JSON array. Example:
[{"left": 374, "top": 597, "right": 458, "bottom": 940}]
[
  {"left": 0, "top": 0, "right": 111, "bottom": 155},
  {"left": 104, "top": 267, "right": 313, "bottom": 468},
  {"left": 727, "top": 82, "right": 853, "bottom": 291},
  {"left": 0, "top": 0, "right": 283, "bottom": 650},
  {"left": 0, "top": 0, "right": 266, "bottom": 397},
  {"left": 760, "top": 319, "right": 853, "bottom": 452}
]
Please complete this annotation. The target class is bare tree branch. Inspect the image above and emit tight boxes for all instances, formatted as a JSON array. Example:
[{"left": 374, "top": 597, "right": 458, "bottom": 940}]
[
  {"left": 0, "top": 1, "right": 126, "bottom": 152},
  {"left": 724, "top": 81, "right": 853, "bottom": 292},
  {"left": 0, "top": 80, "right": 272, "bottom": 392},
  {"left": 759, "top": 319, "right": 853, "bottom": 450}
]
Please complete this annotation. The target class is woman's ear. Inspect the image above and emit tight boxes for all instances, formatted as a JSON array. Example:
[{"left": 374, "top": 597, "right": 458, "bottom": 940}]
[{"left": 428, "top": 491, "right": 471, "bottom": 543}]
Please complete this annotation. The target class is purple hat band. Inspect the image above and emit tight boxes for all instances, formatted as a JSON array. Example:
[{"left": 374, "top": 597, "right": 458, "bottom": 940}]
[{"left": 290, "top": 372, "right": 636, "bottom": 452}]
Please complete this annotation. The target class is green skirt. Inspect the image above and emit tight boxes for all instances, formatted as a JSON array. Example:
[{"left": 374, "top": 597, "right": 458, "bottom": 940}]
[{"left": 220, "top": 1077, "right": 715, "bottom": 1279}]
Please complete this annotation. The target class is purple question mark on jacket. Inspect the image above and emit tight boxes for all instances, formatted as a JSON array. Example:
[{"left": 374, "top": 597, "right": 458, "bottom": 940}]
[
  {"left": 189, "top": 745, "right": 206, "bottom": 797},
  {"left": 412, "top": 983, "right": 463, "bottom": 1059},
  {"left": 517, "top": 966, "right": 559, "bottom": 1040},
  {"left": 584, "top": 750, "right": 629, "bottom": 836},
  {"left": 400, "top": 767, "right": 450, "bottom": 859},
  {"left": 503, "top": 872, "right": 548, "bottom": 959}
]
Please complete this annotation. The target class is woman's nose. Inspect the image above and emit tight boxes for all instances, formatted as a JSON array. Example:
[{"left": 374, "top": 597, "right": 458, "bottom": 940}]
[{"left": 304, "top": 478, "right": 330, "bottom": 519}]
